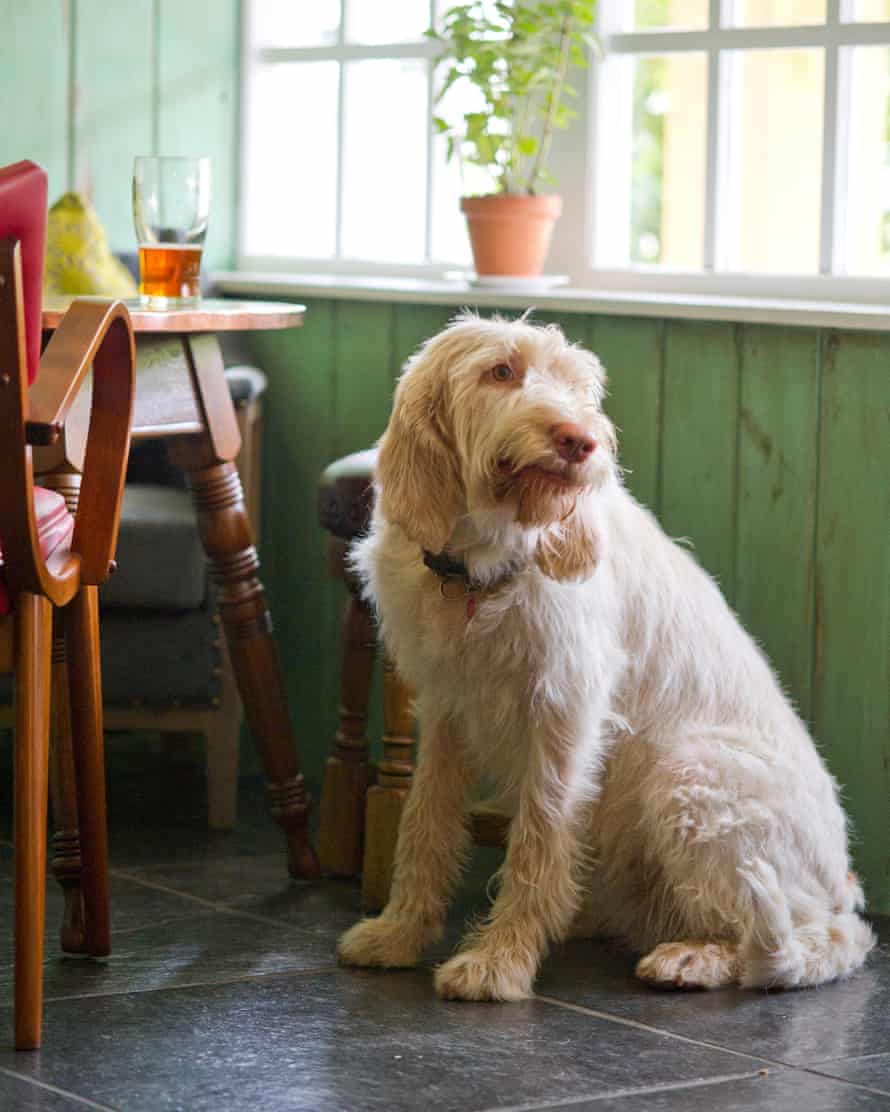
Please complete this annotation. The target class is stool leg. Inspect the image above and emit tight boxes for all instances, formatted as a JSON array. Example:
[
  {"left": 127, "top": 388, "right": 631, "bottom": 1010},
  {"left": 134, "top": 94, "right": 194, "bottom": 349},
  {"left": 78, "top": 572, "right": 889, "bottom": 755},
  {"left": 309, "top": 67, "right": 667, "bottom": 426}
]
[
  {"left": 361, "top": 658, "right": 416, "bottom": 911},
  {"left": 49, "top": 616, "right": 87, "bottom": 954},
  {"left": 319, "top": 591, "right": 377, "bottom": 876},
  {"left": 14, "top": 593, "right": 53, "bottom": 1051}
]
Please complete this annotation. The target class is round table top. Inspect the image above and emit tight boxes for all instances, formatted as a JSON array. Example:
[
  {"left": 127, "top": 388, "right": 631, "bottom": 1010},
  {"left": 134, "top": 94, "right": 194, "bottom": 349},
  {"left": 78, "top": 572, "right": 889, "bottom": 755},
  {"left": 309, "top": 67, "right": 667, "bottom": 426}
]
[{"left": 42, "top": 296, "right": 305, "bottom": 333}]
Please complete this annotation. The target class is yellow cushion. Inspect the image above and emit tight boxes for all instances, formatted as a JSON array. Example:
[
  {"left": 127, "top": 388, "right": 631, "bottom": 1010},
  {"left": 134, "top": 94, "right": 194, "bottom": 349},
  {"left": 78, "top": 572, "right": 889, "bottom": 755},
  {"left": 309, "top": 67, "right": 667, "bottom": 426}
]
[{"left": 44, "top": 193, "right": 138, "bottom": 297}]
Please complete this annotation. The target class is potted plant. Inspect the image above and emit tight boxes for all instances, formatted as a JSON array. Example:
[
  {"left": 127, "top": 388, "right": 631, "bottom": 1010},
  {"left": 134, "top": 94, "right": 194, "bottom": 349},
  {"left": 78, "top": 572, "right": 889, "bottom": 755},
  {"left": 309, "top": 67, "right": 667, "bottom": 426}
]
[{"left": 428, "top": 0, "right": 597, "bottom": 278}]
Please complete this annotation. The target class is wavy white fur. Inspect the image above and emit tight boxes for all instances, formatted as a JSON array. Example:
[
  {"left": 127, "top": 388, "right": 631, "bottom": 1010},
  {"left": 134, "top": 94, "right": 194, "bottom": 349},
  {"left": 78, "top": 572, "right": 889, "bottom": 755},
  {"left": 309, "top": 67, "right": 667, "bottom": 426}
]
[{"left": 338, "top": 313, "right": 874, "bottom": 1001}]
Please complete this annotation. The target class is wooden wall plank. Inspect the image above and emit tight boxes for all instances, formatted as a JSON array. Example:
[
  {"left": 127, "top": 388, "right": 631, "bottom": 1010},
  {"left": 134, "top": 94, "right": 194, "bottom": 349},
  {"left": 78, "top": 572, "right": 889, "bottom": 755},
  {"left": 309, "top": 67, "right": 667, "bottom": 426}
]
[
  {"left": 735, "top": 325, "right": 820, "bottom": 719},
  {"left": 591, "top": 316, "right": 664, "bottom": 513},
  {"left": 393, "top": 303, "right": 456, "bottom": 377},
  {"left": 157, "top": 0, "right": 238, "bottom": 269},
  {"left": 660, "top": 321, "right": 739, "bottom": 598},
  {"left": 333, "top": 301, "right": 396, "bottom": 456},
  {"left": 0, "top": 0, "right": 69, "bottom": 201},
  {"left": 73, "top": 0, "right": 154, "bottom": 250},
  {"left": 248, "top": 301, "right": 340, "bottom": 790},
  {"left": 813, "top": 330, "right": 890, "bottom": 913}
]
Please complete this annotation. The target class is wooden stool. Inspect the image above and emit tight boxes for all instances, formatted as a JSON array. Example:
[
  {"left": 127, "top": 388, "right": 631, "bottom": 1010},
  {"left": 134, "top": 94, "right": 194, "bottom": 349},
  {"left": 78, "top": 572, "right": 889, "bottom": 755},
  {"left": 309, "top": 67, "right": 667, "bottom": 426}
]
[
  {"left": 316, "top": 450, "right": 416, "bottom": 910},
  {"left": 317, "top": 450, "right": 509, "bottom": 911}
]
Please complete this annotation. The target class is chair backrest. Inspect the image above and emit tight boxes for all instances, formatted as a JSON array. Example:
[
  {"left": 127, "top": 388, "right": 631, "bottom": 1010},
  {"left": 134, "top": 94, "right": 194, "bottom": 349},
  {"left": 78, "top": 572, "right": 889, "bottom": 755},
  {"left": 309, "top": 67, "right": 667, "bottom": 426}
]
[{"left": 0, "top": 161, "right": 48, "bottom": 385}]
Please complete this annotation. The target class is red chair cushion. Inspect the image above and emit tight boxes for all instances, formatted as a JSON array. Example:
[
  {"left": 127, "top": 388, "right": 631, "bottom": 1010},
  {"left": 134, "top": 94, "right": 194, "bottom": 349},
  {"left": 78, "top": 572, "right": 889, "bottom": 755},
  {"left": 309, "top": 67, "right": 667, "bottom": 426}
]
[
  {"left": 0, "top": 488, "right": 74, "bottom": 616},
  {"left": 0, "top": 160, "right": 48, "bottom": 385}
]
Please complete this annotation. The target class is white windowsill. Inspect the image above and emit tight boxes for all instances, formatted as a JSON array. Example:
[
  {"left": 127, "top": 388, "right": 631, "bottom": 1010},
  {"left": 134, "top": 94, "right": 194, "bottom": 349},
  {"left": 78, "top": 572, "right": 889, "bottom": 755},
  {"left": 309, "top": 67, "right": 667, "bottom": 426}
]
[{"left": 213, "top": 271, "right": 890, "bottom": 332}]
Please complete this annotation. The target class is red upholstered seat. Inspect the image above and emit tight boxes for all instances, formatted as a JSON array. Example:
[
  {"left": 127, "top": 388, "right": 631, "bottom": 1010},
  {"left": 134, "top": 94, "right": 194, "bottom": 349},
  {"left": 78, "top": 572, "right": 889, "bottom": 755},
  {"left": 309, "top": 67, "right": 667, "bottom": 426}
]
[{"left": 0, "top": 488, "right": 74, "bottom": 616}]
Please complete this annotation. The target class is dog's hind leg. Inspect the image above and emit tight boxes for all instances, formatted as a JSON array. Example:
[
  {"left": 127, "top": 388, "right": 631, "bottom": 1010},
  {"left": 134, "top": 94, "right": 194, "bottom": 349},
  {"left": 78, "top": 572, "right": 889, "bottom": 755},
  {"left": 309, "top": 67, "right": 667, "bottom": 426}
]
[
  {"left": 636, "top": 941, "right": 740, "bottom": 989},
  {"left": 338, "top": 710, "right": 472, "bottom": 969}
]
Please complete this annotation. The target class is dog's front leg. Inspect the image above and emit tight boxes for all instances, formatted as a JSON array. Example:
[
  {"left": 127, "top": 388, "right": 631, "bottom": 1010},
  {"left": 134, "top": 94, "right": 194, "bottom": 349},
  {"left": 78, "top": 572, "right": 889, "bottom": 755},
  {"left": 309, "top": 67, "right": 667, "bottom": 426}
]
[
  {"left": 435, "top": 717, "right": 597, "bottom": 1002},
  {"left": 338, "top": 710, "right": 471, "bottom": 968}
]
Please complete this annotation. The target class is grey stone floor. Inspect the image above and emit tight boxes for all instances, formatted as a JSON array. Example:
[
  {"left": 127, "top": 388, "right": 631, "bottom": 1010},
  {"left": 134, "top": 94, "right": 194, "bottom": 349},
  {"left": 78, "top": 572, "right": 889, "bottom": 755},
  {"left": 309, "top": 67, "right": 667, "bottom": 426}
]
[{"left": 0, "top": 735, "right": 887, "bottom": 1111}]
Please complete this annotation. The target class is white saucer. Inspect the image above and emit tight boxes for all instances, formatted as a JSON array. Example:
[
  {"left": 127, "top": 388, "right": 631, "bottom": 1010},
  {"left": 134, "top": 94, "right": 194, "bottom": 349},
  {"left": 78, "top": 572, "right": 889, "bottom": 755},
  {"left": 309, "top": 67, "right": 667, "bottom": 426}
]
[{"left": 466, "top": 273, "right": 570, "bottom": 293}]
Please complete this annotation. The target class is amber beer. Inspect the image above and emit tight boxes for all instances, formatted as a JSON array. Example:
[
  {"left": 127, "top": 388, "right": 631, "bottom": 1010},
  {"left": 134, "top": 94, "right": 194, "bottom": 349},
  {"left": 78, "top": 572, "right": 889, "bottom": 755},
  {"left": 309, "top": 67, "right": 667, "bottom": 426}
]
[{"left": 138, "top": 243, "right": 203, "bottom": 302}]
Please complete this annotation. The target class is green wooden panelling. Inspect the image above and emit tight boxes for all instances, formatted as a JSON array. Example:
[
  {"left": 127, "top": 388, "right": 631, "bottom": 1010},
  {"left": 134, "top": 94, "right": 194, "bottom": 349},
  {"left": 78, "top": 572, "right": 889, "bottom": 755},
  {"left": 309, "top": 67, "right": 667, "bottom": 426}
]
[
  {"left": 332, "top": 301, "right": 396, "bottom": 456},
  {"left": 533, "top": 309, "right": 591, "bottom": 349},
  {"left": 248, "top": 300, "right": 889, "bottom": 912},
  {"left": 157, "top": 0, "right": 238, "bottom": 269},
  {"left": 591, "top": 316, "right": 664, "bottom": 513},
  {"left": 735, "top": 326, "right": 820, "bottom": 720},
  {"left": 393, "top": 303, "right": 456, "bottom": 374},
  {"left": 73, "top": 0, "right": 154, "bottom": 250},
  {"left": 812, "top": 330, "right": 890, "bottom": 912},
  {"left": 660, "top": 321, "right": 740, "bottom": 598},
  {"left": 249, "top": 300, "right": 340, "bottom": 791},
  {"left": 0, "top": 1, "right": 69, "bottom": 200}
]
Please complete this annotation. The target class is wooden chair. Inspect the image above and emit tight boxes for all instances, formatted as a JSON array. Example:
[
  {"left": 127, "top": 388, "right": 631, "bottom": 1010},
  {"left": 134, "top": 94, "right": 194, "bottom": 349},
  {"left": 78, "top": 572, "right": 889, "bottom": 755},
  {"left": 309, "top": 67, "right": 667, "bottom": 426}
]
[
  {"left": 0, "top": 160, "right": 135, "bottom": 1049},
  {"left": 316, "top": 450, "right": 508, "bottom": 910}
]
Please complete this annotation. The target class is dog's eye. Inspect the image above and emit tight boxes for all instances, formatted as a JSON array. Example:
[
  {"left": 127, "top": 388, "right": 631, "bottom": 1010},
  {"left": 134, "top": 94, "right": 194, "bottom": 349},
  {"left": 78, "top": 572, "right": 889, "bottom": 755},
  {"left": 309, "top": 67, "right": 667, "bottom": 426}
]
[{"left": 490, "top": 363, "right": 515, "bottom": 383}]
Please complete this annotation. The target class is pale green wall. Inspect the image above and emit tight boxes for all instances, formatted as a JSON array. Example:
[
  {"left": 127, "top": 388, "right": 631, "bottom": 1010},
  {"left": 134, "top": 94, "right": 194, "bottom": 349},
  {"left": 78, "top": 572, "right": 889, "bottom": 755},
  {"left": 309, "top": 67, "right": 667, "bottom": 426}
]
[{"left": 0, "top": 0, "right": 240, "bottom": 268}]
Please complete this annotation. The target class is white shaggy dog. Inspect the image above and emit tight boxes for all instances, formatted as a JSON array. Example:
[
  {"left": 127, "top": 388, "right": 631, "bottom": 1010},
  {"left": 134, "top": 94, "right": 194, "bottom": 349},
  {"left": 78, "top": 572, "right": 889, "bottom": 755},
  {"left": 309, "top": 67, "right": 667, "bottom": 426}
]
[{"left": 338, "top": 313, "right": 874, "bottom": 1001}]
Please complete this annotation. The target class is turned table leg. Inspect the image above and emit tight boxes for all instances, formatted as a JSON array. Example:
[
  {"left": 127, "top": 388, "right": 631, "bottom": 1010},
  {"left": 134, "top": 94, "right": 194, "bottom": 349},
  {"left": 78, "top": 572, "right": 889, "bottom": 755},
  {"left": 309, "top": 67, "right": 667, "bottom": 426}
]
[
  {"left": 179, "top": 456, "right": 319, "bottom": 880},
  {"left": 318, "top": 587, "right": 377, "bottom": 876},
  {"left": 361, "top": 658, "right": 416, "bottom": 911}
]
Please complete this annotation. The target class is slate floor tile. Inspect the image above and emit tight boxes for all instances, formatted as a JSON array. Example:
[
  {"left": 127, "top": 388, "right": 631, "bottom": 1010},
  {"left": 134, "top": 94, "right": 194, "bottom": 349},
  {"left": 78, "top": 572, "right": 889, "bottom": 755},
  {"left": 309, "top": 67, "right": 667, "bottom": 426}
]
[
  {"left": 812, "top": 1055, "right": 890, "bottom": 1097},
  {"left": 0, "top": 970, "right": 769, "bottom": 1112},
  {"left": 541, "top": 1069, "right": 890, "bottom": 1111},
  {"left": 537, "top": 922, "right": 890, "bottom": 1068},
  {"left": 0, "top": 1069, "right": 101, "bottom": 1111},
  {"left": 0, "top": 909, "right": 334, "bottom": 1006}
]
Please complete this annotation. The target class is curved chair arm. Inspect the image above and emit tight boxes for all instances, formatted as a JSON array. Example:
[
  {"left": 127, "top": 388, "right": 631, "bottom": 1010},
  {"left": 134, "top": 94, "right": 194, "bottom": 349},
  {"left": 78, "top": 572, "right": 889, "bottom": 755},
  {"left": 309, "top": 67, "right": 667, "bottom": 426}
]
[{"left": 33, "top": 300, "right": 136, "bottom": 584}]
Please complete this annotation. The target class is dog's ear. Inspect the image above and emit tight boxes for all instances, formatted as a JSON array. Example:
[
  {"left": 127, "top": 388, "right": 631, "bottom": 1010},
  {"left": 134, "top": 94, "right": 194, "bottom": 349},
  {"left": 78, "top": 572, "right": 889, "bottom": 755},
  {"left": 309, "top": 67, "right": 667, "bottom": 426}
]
[
  {"left": 535, "top": 499, "right": 601, "bottom": 582},
  {"left": 376, "top": 353, "right": 463, "bottom": 552}
]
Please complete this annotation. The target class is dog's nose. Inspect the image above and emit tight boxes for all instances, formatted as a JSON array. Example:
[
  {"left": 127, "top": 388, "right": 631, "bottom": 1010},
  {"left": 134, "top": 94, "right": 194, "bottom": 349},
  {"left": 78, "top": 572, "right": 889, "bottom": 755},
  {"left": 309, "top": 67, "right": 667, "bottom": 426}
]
[{"left": 551, "top": 422, "right": 596, "bottom": 462}]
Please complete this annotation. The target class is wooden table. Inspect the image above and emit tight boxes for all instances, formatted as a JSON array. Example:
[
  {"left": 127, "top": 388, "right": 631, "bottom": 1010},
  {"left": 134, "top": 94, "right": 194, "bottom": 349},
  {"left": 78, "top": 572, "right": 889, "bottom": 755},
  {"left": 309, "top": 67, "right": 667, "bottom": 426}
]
[{"left": 41, "top": 297, "right": 319, "bottom": 881}]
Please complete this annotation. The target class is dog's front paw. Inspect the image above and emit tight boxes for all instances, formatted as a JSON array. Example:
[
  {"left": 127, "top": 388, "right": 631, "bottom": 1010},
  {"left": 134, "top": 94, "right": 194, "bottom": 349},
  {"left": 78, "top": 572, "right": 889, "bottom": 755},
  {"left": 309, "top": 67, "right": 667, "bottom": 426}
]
[
  {"left": 635, "top": 941, "right": 739, "bottom": 990},
  {"left": 435, "top": 949, "right": 534, "bottom": 1002},
  {"left": 337, "top": 916, "right": 424, "bottom": 968}
]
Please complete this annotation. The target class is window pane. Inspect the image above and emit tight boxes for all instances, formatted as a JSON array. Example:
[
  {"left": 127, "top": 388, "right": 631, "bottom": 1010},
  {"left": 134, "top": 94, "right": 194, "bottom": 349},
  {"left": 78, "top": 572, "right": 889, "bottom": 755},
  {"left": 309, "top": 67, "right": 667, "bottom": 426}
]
[
  {"left": 630, "top": 54, "right": 708, "bottom": 266},
  {"left": 726, "top": 49, "right": 824, "bottom": 274},
  {"left": 850, "top": 0, "right": 890, "bottom": 18},
  {"left": 250, "top": 0, "right": 340, "bottom": 47},
  {"left": 430, "top": 72, "right": 497, "bottom": 264},
  {"left": 347, "top": 0, "right": 430, "bottom": 43},
  {"left": 731, "top": 0, "right": 826, "bottom": 26},
  {"left": 243, "top": 63, "right": 339, "bottom": 258},
  {"left": 845, "top": 47, "right": 890, "bottom": 274},
  {"left": 630, "top": 0, "right": 708, "bottom": 30},
  {"left": 342, "top": 61, "right": 429, "bottom": 261}
]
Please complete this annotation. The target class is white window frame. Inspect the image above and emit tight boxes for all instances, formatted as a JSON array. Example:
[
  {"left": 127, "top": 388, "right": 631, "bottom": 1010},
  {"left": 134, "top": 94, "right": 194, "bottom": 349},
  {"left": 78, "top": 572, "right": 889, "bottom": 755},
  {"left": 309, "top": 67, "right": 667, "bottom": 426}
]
[
  {"left": 239, "top": 0, "right": 459, "bottom": 278},
  {"left": 238, "top": 0, "right": 890, "bottom": 304},
  {"left": 585, "top": 0, "right": 890, "bottom": 302}
]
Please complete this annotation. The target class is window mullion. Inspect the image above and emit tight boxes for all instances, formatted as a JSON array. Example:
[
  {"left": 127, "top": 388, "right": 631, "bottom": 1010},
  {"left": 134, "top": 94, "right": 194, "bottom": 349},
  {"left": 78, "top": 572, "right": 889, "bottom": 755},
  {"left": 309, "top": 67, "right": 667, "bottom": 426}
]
[
  {"left": 424, "top": 0, "right": 436, "bottom": 261},
  {"left": 335, "top": 0, "right": 348, "bottom": 259},
  {"left": 703, "top": 0, "right": 723, "bottom": 269}
]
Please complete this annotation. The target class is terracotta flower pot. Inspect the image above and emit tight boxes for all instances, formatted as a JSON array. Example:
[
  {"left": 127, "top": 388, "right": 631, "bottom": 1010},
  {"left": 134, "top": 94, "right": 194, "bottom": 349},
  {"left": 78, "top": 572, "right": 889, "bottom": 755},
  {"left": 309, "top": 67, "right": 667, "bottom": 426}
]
[{"left": 460, "top": 194, "right": 563, "bottom": 277}]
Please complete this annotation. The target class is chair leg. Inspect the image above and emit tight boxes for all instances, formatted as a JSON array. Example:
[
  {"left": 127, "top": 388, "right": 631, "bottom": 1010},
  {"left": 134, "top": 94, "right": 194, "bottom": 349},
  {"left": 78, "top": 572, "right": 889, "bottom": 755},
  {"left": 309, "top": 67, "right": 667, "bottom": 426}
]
[
  {"left": 65, "top": 587, "right": 110, "bottom": 958},
  {"left": 49, "top": 617, "right": 87, "bottom": 954},
  {"left": 318, "top": 591, "right": 377, "bottom": 877},
  {"left": 13, "top": 593, "right": 53, "bottom": 1051},
  {"left": 361, "top": 658, "right": 416, "bottom": 911},
  {"left": 204, "top": 645, "right": 242, "bottom": 830}
]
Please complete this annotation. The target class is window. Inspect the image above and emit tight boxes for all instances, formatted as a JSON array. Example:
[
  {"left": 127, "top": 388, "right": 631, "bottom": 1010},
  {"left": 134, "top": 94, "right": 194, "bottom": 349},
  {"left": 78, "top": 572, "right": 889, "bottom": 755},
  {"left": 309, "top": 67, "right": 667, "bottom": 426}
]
[
  {"left": 241, "top": 0, "right": 473, "bottom": 274},
  {"left": 240, "top": 0, "right": 890, "bottom": 300},
  {"left": 591, "top": 0, "right": 890, "bottom": 297}
]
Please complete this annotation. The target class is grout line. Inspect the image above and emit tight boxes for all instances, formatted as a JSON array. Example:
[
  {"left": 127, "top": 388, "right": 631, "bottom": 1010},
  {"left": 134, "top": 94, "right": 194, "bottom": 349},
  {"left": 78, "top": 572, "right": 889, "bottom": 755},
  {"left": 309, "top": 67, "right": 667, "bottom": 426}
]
[
  {"left": 799, "top": 1065, "right": 890, "bottom": 1100},
  {"left": 0, "top": 1065, "right": 118, "bottom": 1111},
  {"left": 478, "top": 1069, "right": 774, "bottom": 1112},
  {"left": 534, "top": 994, "right": 785, "bottom": 1068},
  {"left": 108, "top": 868, "right": 327, "bottom": 934},
  {"left": 38, "top": 962, "right": 342, "bottom": 1006}
]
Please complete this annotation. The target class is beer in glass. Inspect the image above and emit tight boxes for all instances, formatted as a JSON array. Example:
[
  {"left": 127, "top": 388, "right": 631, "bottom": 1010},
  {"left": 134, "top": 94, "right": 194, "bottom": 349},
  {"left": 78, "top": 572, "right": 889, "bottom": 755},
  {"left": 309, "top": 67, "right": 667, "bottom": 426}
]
[{"left": 132, "top": 156, "right": 210, "bottom": 308}]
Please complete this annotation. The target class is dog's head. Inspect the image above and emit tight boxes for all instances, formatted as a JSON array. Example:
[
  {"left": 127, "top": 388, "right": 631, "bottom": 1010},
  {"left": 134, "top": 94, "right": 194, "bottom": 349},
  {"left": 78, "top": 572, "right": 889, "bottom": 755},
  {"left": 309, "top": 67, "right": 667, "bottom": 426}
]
[{"left": 376, "top": 313, "right": 617, "bottom": 580}]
